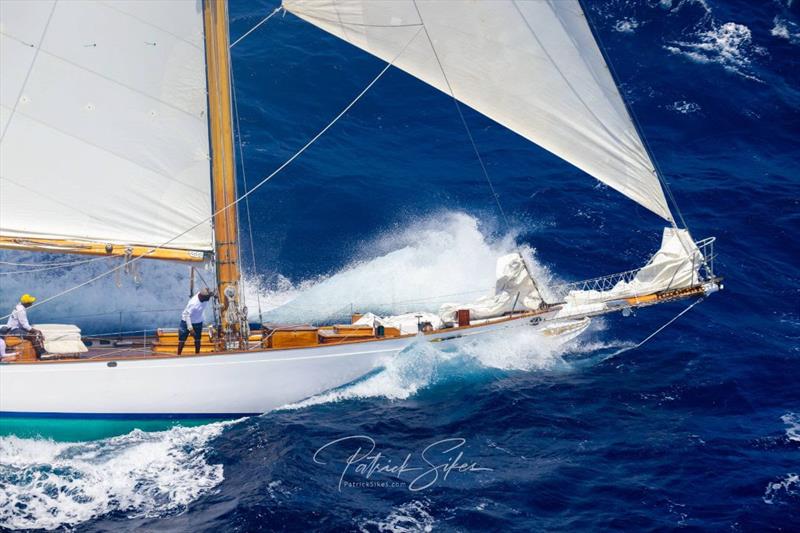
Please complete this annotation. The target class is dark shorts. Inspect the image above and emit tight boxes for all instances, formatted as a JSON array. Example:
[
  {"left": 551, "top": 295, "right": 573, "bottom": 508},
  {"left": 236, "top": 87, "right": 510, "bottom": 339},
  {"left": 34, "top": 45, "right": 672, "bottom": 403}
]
[{"left": 178, "top": 320, "right": 203, "bottom": 342}]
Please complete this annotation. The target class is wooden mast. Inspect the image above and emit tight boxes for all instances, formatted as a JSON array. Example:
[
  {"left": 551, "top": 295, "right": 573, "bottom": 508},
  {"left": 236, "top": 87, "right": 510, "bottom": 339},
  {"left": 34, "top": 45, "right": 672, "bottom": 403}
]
[{"left": 203, "top": 0, "right": 245, "bottom": 348}]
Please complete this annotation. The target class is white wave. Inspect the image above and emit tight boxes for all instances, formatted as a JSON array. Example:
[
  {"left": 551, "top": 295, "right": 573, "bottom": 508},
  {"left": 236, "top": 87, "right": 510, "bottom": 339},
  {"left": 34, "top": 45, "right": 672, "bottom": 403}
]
[
  {"left": 665, "top": 22, "right": 765, "bottom": 82},
  {"left": 614, "top": 19, "right": 640, "bottom": 34},
  {"left": 665, "top": 0, "right": 711, "bottom": 15},
  {"left": 281, "top": 322, "right": 619, "bottom": 411},
  {"left": 764, "top": 473, "right": 800, "bottom": 505},
  {"left": 0, "top": 421, "right": 235, "bottom": 531},
  {"left": 771, "top": 16, "right": 800, "bottom": 45},
  {"left": 666, "top": 100, "right": 701, "bottom": 114},
  {"left": 782, "top": 413, "right": 800, "bottom": 443},
  {"left": 358, "top": 499, "right": 435, "bottom": 533},
  {"left": 252, "top": 212, "right": 555, "bottom": 325}
]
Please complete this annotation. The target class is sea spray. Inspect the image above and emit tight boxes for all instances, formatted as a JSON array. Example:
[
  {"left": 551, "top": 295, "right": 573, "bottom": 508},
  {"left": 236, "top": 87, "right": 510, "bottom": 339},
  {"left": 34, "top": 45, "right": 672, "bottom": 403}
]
[
  {"left": 0, "top": 212, "right": 552, "bottom": 332},
  {"left": 251, "top": 212, "right": 555, "bottom": 324},
  {"left": 280, "top": 322, "right": 620, "bottom": 411}
]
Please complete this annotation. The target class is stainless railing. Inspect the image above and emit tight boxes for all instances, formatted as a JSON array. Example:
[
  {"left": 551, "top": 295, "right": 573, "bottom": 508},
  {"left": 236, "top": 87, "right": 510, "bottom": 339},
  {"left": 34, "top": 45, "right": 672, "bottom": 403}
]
[{"left": 548, "top": 236, "right": 717, "bottom": 302}]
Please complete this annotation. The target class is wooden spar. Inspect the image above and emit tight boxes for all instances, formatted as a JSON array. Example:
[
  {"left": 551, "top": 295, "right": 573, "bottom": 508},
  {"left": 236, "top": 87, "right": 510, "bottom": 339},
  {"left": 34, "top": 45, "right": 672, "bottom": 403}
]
[
  {"left": 203, "top": 0, "right": 244, "bottom": 347},
  {"left": 0, "top": 236, "right": 207, "bottom": 262}
]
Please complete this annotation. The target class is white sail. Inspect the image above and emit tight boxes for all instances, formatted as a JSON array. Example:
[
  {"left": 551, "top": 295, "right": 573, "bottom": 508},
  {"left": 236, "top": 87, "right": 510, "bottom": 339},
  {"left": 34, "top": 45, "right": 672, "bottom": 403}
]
[
  {"left": 0, "top": 0, "right": 213, "bottom": 253},
  {"left": 283, "top": 0, "right": 674, "bottom": 221}
]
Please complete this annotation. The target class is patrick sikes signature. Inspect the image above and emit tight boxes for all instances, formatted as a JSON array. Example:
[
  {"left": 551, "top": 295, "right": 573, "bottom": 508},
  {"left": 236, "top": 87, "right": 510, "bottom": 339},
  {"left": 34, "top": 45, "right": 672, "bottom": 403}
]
[{"left": 313, "top": 435, "right": 493, "bottom": 491}]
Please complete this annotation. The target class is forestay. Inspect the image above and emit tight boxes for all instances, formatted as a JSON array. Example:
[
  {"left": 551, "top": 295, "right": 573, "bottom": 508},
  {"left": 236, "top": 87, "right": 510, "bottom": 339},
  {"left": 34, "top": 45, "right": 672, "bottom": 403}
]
[
  {"left": 283, "top": 0, "right": 674, "bottom": 221},
  {"left": 0, "top": 0, "right": 213, "bottom": 253}
]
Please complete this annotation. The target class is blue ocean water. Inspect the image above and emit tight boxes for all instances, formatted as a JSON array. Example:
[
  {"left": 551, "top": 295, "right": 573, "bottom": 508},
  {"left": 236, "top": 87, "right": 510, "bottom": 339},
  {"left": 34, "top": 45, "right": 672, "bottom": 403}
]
[{"left": 1, "top": 0, "right": 799, "bottom": 530}]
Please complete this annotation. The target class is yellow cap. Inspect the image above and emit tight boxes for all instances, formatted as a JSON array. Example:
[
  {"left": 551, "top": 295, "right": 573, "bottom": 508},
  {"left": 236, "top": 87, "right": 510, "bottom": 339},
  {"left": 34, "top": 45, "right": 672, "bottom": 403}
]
[{"left": 20, "top": 294, "right": 36, "bottom": 304}]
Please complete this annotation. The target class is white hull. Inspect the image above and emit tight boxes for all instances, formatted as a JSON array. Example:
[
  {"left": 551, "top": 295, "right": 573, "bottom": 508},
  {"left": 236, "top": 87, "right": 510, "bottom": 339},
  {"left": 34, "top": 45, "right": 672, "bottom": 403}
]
[{"left": 0, "top": 316, "right": 588, "bottom": 416}]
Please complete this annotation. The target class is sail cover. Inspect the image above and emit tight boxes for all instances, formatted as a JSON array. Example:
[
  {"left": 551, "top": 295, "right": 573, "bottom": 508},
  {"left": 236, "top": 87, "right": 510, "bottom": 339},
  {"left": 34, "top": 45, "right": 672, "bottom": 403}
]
[
  {"left": 283, "top": 0, "right": 674, "bottom": 221},
  {"left": 0, "top": 0, "right": 213, "bottom": 252}
]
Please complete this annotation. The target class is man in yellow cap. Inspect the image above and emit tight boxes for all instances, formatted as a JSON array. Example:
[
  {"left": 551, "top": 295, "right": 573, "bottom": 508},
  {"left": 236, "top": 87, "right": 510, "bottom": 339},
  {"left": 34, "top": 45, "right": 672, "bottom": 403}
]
[{"left": 4, "top": 294, "right": 45, "bottom": 357}]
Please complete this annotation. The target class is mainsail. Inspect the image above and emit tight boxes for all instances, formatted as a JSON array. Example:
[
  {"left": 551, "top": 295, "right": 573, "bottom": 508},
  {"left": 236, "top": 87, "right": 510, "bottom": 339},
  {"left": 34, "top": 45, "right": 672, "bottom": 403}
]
[
  {"left": 283, "top": 0, "right": 674, "bottom": 222},
  {"left": 0, "top": 0, "right": 213, "bottom": 258}
]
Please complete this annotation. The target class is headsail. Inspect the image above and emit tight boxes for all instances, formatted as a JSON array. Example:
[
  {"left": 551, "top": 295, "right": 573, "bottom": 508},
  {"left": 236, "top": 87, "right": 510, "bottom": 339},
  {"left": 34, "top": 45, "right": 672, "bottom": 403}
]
[
  {"left": 283, "top": 0, "right": 674, "bottom": 221},
  {"left": 0, "top": 0, "right": 213, "bottom": 259}
]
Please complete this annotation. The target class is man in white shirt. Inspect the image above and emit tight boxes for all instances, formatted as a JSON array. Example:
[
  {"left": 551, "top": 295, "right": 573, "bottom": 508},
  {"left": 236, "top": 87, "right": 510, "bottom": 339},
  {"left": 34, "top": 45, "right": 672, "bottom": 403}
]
[
  {"left": 4, "top": 294, "right": 45, "bottom": 357},
  {"left": 178, "top": 288, "right": 213, "bottom": 355}
]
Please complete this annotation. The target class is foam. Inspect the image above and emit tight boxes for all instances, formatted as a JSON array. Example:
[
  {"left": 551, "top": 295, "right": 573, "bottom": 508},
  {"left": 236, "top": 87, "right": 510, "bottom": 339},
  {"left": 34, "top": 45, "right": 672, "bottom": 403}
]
[
  {"left": 763, "top": 473, "right": 800, "bottom": 505},
  {"left": 666, "top": 101, "right": 701, "bottom": 114},
  {"left": 358, "top": 499, "right": 435, "bottom": 533},
  {"left": 782, "top": 412, "right": 800, "bottom": 443},
  {"left": 664, "top": 22, "right": 765, "bottom": 82},
  {"left": 0, "top": 421, "right": 235, "bottom": 531},
  {"left": 614, "top": 19, "right": 640, "bottom": 34},
  {"left": 280, "top": 321, "right": 619, "bottom": 411},
  {"left": 771, "top": 16, "right": 800, "bottom": 45}
]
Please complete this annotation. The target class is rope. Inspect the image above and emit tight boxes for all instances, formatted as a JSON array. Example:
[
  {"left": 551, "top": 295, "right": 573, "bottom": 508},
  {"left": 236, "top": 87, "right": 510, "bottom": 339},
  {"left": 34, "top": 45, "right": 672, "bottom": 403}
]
[
  {"left": 0, "top": 255, "right": 116, "bottom": 275},
  {"left": 230, "top": 6, "right": 283, "bottom": 48},
  {"left": 410, "top": 0, "right": 510, "bottom": 230},
  {"left": 0, "top": 256, "right": 112, "bottom": 267},
  {"left": 606, "top": 297, "right": 705, "bottom": 359},
  {"left": 0, "top": 26, "right": 423, "bottom": 321},
  {"left": 231, "top": 66, "right": 263, "bottom": 323}
]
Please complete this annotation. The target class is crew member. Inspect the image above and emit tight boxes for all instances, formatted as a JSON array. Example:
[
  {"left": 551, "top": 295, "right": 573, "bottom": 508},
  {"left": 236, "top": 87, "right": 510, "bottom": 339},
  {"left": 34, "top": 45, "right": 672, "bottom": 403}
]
[
  {"left": 178, "top": 288, "right": 213, "bottom": 355},
  {"left": 5, "top": 294, "right": 45, "bottom": 357}
]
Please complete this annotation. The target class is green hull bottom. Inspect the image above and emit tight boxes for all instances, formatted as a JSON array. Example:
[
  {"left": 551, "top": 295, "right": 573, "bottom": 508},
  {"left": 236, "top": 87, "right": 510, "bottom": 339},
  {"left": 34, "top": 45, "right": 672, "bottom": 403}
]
[{"left": 0, "top": 416, "right": 235, "bottom": 442}]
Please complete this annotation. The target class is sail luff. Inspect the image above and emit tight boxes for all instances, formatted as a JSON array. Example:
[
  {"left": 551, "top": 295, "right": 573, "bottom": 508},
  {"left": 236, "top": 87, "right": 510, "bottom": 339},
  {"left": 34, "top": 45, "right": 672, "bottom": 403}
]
[
  {"left": 203, "top": 0, "right": 244, "bottom": 343},
  {"left": 575, "top": 0, "right": 682, "bottom": 229}
]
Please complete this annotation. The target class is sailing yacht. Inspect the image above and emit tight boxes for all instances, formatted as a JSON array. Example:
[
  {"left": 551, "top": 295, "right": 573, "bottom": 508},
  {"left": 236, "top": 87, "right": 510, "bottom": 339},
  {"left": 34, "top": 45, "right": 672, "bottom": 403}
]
[{"left": 0, "top": 0, "right": 720, "bottom": 421}]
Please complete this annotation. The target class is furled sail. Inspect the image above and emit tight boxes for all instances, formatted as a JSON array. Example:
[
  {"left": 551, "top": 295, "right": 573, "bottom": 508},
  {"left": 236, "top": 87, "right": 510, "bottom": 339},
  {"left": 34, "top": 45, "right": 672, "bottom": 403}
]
[
  {"left": 283, "top": 0, "right": 674, "bottom": 221},
  {"left": 0, "top": 0, "right": 213, "bottom": 258}
]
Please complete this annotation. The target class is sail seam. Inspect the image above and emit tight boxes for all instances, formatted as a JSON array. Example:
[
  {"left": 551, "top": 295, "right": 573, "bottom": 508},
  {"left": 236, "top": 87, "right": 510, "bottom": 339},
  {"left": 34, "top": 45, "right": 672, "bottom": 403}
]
[
  {"left": 0, "top": 32, "right": 208, "bottom": 122},
  {"left": 511, "top": 0, "right": 672, "bottom": 220},
  {"left": 511, "top": 1, "right": 633, "bottom": 172},
  {"left": 0, "top": 0, "right": 58, "bottom": 144},
  {"left": 0, "top": 175, "right": 137, "bottom": 232},
  {"left": 575, "top": 0, "right": 689, "bottom": 233},
  {"left": 284, "top": 13, "right": 423, "bottom": 29},
  {"left": 9, "top": 26, "right": 424, "bottom": 317},
  {"left": 0, "top": 105, "right": 208, "bottom": 194},
  {"left": 97, "top": 1, "right": 204, "bottom": 50},
  {"left": 410, "top": 0, "right": 511, "bottom": 230}
]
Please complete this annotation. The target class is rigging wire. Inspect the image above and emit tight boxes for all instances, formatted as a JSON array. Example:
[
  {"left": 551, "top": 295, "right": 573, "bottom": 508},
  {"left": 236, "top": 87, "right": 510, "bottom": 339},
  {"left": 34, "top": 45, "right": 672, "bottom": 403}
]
[
  {"left": 0, "top": 255, "right": 116, "bottom": 274},
  {"left": 577, "top": 0, "right": 689, "bottom": 231},
  {"left": 0, "top": 26, "right": 424, "bottom": 321},
  {"left": 410, "top": 1, "right": 510, "bottom": 230},
  {"left": 229, "top": 6, "right": 283, "bottom": 48},
  {"left": 0, "top": 256, "right": 111, "bottom": 268},
  {"left": 231, "top": 66, "right": 263, "bottom": 324},
  {"left": 606, "top": 297, "right": 705, "bottom": 359}
]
